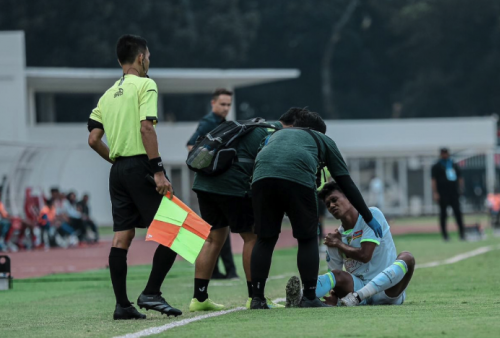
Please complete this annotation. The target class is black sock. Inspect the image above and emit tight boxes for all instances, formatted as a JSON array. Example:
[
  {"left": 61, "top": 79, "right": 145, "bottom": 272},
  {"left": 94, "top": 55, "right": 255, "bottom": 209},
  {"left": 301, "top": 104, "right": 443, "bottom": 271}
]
[
  {"left": 109, "top": 247, "right": 131, "bottom": 307},
  {"left": 247, "top": 281, "right": 253, "bottom": 298},
  {"left": 251, "top": 235, "right": 279, "bottom": 299},
  {"left": 252, "top": 278, "right": 267, "bottom": 299},
  {"left": 302, "top": 280, "right": 317, "bottom": 300},
  {"left": 194, "top": 278, "right": 210, "bottom": 302},
  {"left": 297, "top": 237, "right": 319, "bottom": 300},
  {"left": 143, "top": 244, "right": 177, "bottom": 295}
]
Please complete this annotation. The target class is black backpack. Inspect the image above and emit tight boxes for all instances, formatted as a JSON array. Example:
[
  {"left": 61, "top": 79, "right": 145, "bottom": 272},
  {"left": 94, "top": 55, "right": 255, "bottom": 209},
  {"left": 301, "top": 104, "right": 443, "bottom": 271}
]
[
  {"left": 264, "top": 127, "right": 327, "bottom": 187},
  {"left": 186, "top": 117, "right": 278, "bottom": 176}
]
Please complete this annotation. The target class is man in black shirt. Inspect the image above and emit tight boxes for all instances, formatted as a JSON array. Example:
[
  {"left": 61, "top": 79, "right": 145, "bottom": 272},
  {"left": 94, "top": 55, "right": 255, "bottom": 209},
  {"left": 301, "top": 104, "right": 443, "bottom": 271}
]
[
  {"left": 431, "top": 148, "right": 465, "bottom": 241},
  {"left": 186, "top": 88, "right": 238, "bottom": 280}
]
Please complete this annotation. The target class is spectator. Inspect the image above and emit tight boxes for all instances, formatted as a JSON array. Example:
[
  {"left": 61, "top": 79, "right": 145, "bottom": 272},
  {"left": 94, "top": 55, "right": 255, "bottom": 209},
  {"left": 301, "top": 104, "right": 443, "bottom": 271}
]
[
  {"left": 38, "top": 198, "right": 56, "bottom": 249},
  {"left": 65, "top": 192, "right": 88, "bottom": 243},
  {"left": 0, "top": 190, "right": 11, "bottom": 252},
  {"left": 486, "top": 188, "right": 500, "bottom": 229},
  {"left": 431, "top": 148, "right": 465, "bottom": 241},
  {"left": 77, "top": 194, "right": 99, "bottom": 243},
  {"left": 53, "top": 193, "right": 80, "bottom": 247}
]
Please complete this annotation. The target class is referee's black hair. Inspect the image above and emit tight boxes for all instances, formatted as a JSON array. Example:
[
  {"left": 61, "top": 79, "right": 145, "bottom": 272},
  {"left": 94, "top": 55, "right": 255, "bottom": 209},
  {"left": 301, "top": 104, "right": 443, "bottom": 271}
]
[
  {"left": 116, "top": 35, "right": 148, "bottom": 65},
  {"left": 318, "top": 182, "right": 343, "bottom": 201},
  {"left": 294, "top": 111, "right": 327, "bottom": 134}
]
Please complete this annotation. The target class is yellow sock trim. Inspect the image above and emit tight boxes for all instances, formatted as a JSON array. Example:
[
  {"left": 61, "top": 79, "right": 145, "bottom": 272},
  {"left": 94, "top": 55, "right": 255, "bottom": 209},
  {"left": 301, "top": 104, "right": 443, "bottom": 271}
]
[{"left": 394, "top": 261, "right": 407, "bottom": 274}]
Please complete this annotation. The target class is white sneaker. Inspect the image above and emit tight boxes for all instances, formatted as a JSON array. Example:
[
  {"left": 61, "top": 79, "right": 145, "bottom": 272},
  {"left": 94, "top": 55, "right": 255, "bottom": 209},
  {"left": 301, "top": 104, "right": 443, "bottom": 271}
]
[{"left": 340, "top": 292, "right": 361, "bottom": 307}]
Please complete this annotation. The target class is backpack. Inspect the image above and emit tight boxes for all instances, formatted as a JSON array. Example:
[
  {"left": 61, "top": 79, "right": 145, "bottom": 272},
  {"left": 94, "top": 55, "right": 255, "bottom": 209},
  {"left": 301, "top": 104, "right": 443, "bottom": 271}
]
[
  {"left": 186, "top": 117, "right": 278, "bottom": 176},
  {"left": 264, "top": 127, "right": 327, "bottom": 187}
]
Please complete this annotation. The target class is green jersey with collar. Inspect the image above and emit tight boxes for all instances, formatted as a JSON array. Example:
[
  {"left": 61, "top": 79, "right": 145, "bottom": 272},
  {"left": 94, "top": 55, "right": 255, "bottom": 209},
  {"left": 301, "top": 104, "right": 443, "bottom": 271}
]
[{"left": 326, "top": 207, "right": 397, "bottom": 282}]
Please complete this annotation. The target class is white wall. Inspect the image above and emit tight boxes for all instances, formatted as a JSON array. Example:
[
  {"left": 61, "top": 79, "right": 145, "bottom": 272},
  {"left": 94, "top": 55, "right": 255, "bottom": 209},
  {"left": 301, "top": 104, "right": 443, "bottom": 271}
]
[
  {"left": 15, "top": 123, "right": 199, "bottom": 225},
  {"left": 0, "top": 31, "right": 27, "bottom": 141},
  {"left": 326, "top": 117, "right": 497, "bottom": 158}
]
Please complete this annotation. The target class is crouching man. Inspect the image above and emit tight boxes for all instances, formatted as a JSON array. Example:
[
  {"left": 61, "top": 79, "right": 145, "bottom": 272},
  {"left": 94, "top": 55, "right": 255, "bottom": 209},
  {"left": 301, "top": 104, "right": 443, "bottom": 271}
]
[{"left": 286, "top": 182, "right": 415, "bottom": 307}]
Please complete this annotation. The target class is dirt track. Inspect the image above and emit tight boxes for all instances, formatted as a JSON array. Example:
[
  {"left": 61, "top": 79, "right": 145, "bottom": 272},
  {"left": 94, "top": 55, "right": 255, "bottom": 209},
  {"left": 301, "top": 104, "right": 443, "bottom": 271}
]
[{"left": 6, "top": 223, "right": 439, "bottom": 279}]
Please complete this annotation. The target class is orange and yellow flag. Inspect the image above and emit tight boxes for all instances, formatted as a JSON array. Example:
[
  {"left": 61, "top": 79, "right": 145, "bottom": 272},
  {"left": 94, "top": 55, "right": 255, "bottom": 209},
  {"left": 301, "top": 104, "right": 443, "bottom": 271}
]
[{"left": 146, "top": 194, "right": 211, "bottom": 264}]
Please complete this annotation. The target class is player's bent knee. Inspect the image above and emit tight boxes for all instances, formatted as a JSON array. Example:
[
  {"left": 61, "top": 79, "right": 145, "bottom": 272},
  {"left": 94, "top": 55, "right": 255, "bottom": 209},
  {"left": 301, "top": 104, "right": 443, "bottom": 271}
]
[
  {"left": 397, "top": 251, "right": 415, "bottom": 268},
  {"left": 331, "top": 270, "right": 352, "bottom": 288}
]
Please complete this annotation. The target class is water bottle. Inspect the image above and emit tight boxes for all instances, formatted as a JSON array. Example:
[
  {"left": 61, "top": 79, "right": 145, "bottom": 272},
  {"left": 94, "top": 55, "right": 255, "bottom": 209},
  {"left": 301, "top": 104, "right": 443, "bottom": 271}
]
[{"left": 191, "top": 148, "right": 208, "bottom": 169}]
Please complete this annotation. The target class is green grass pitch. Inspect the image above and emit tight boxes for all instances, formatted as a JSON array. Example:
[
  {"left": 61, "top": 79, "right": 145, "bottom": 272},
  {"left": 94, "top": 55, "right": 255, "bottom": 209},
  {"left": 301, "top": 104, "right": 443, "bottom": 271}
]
[{"left": 1, "top": 231, "right": 499, "bottom": 338}]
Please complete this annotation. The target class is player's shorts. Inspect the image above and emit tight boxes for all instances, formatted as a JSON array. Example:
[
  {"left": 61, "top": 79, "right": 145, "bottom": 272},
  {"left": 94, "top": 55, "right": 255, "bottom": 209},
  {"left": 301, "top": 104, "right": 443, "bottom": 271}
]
[
  {"left": 196, "top": 191, "right": 254, "bottom": 233},
  {"left": 109, "top": 155, "right": 168, "bottom": 232},
  {"left": 252, "top": 178, "right": 318, "bottom": 239},
  {"left": 351, "top": 273, "right": 406, "bottom": 306}
]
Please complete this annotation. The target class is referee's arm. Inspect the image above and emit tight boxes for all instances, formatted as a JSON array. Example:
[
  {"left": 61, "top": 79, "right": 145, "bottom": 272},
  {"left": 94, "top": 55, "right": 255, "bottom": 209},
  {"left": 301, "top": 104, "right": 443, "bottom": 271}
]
[
  {"left": 88, "top": 107, "right": 113, "bottom": 164},
  {"left": 140, "top": 81, "right": 173, "bottom": 197},
  {"left": 88, "top": 127, "right": 113, "bottom": 164}
]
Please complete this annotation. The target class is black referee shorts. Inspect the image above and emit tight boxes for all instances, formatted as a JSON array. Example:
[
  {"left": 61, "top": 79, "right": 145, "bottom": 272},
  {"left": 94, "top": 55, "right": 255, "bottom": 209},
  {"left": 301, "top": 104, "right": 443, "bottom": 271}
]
[
  {"left": 196, "top": 191, "right": 254, "bottom": 234},
  {"left": 109, "top": 155, "right": 169, "bottom": 232},
  {"left": 252, "top": 178, "right": 318, "bottom": 239}
]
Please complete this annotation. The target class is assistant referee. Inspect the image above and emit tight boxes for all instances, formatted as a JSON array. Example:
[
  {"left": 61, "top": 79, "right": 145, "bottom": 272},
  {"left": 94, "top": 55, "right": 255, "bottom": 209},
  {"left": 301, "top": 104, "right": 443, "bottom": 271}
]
[{"left": 87, "top": 35, "right": 181, "bottom": 320}]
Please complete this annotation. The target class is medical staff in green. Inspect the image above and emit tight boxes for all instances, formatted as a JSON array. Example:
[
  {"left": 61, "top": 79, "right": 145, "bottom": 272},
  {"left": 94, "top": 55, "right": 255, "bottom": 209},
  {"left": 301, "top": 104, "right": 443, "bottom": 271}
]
[
  {"left": 249, "top": 109, "right": 383, "bottom": 309},
  {"left": 189, "top": 109, "right": 302, "bottom": 312}
]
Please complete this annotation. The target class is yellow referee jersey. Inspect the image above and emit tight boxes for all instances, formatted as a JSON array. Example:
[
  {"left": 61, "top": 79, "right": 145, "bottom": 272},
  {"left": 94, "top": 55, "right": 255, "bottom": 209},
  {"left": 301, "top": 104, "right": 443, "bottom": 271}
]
[{"left": 89, "top": 74, "right": 158, "bottom": 161}]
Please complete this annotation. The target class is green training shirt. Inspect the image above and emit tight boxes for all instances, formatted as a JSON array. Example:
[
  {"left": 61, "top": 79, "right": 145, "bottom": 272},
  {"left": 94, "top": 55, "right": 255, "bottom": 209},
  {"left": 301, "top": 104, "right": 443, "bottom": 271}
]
[
  {"left": 89, "top": 74, "right": 158, "bottom": 161},
  {"left": 192, "top": 121, "right": 283, "bottom": 197},
  {"left": 252, "top": 129, "right": 349, "bottom": 190}
]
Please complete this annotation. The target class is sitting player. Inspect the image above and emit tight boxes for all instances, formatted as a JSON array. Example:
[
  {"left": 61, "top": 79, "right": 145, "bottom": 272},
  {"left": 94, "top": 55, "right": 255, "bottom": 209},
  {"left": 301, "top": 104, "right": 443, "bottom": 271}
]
[{"left": 286, "top": 182, "right": 415, "bottom": 307}]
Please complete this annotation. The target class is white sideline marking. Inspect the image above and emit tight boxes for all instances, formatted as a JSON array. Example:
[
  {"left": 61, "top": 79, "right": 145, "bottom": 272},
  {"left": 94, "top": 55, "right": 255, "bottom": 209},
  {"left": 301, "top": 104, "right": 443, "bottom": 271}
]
[
  {"left": 415, "top": 245, "right": 500, "bottom": 269},
  {"left": 114, "top": 245, "right": 500, "bottom": 338},
  {"left": 114, "top": 307, "right": 245, "bottom": 338}
]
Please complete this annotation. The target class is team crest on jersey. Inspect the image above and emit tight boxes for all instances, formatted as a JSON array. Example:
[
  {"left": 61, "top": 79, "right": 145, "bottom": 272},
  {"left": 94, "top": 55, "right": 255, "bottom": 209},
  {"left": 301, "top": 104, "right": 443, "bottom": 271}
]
[
  {"left": 114, "top": 88, "right": 124, "bottom": 98},
  {"left": 352, "top": 230, "right": 363, "bottom": 240}
]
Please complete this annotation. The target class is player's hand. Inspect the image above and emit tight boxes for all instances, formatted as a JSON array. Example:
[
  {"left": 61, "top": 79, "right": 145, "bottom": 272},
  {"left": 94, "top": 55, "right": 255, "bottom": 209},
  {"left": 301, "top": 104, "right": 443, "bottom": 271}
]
[
  {"left": 367, "top": 217, "right": 383, "bottom": 238},
  {"left": 154, "top": 172, "right": 173, "bottom": 198},
  {"left": 433, "top": 192, "right": 440, "bottom": 202},
  {"left": 323, "top": 290, "right": 338, "bottom": 306},
  {"left": 324, "top": 230, "right": 341, "bottom": 247}
]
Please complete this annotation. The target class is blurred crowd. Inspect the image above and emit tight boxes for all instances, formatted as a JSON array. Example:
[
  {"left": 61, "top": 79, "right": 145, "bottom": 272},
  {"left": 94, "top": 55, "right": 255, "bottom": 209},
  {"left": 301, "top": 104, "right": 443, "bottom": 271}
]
[{"left": 0, "top": 187, "right": 99, "bottom": 252}]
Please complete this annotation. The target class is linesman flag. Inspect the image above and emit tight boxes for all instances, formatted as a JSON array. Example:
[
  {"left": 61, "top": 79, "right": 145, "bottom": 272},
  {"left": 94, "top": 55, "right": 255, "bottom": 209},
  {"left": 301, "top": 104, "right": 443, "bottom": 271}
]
[{"left": 146, "top": 194, "right": 211, "bottom": 264}]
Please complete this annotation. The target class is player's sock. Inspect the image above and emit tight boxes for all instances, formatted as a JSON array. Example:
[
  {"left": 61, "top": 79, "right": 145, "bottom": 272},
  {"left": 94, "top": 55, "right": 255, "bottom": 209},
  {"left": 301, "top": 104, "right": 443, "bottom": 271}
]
[
  {"left": 143, "top": 244, "right": 177, "bottom": 295},
  {"left": 302, "top": 280, "right": 317, "bottom": 300},
  {"left": 297, "top": 237, "right": 319, "bottom": 300},
  {"left": 193, "top": 278, "right": 210, "bottom": 302},
  {"left": 252, "top": 278, "right": 267, "bottom": 299},
  {"left": 109, "top": 247, "right": 131, "bottom": 307},
  {"left": 316, "top": 271, "right": 335, "bottom": 298},
  {"left": 251, "top": 235, "right": 279, "bottom": 300},
  {"left": 247, "top": 281, "right": 253, "bottom": 298},
  {"left": 357, "top": 260, "right": 408, "bottom": 301}
]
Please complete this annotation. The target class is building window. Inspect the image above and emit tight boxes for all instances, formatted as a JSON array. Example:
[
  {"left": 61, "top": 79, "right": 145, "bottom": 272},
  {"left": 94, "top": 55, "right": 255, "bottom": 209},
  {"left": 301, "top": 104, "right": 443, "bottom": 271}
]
[{"left": 36, "top": 93, "right": 99, "bottom": 123}]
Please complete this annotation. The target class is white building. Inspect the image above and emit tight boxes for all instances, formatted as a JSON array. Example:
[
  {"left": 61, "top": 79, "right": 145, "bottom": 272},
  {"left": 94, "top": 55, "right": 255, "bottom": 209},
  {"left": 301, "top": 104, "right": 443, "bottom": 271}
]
[
  {"left": 0, "top": 31, "right": 300, "bottom": 224},
  {"left": 1, "top": 31, "right": 497, "bottom": 224}
]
